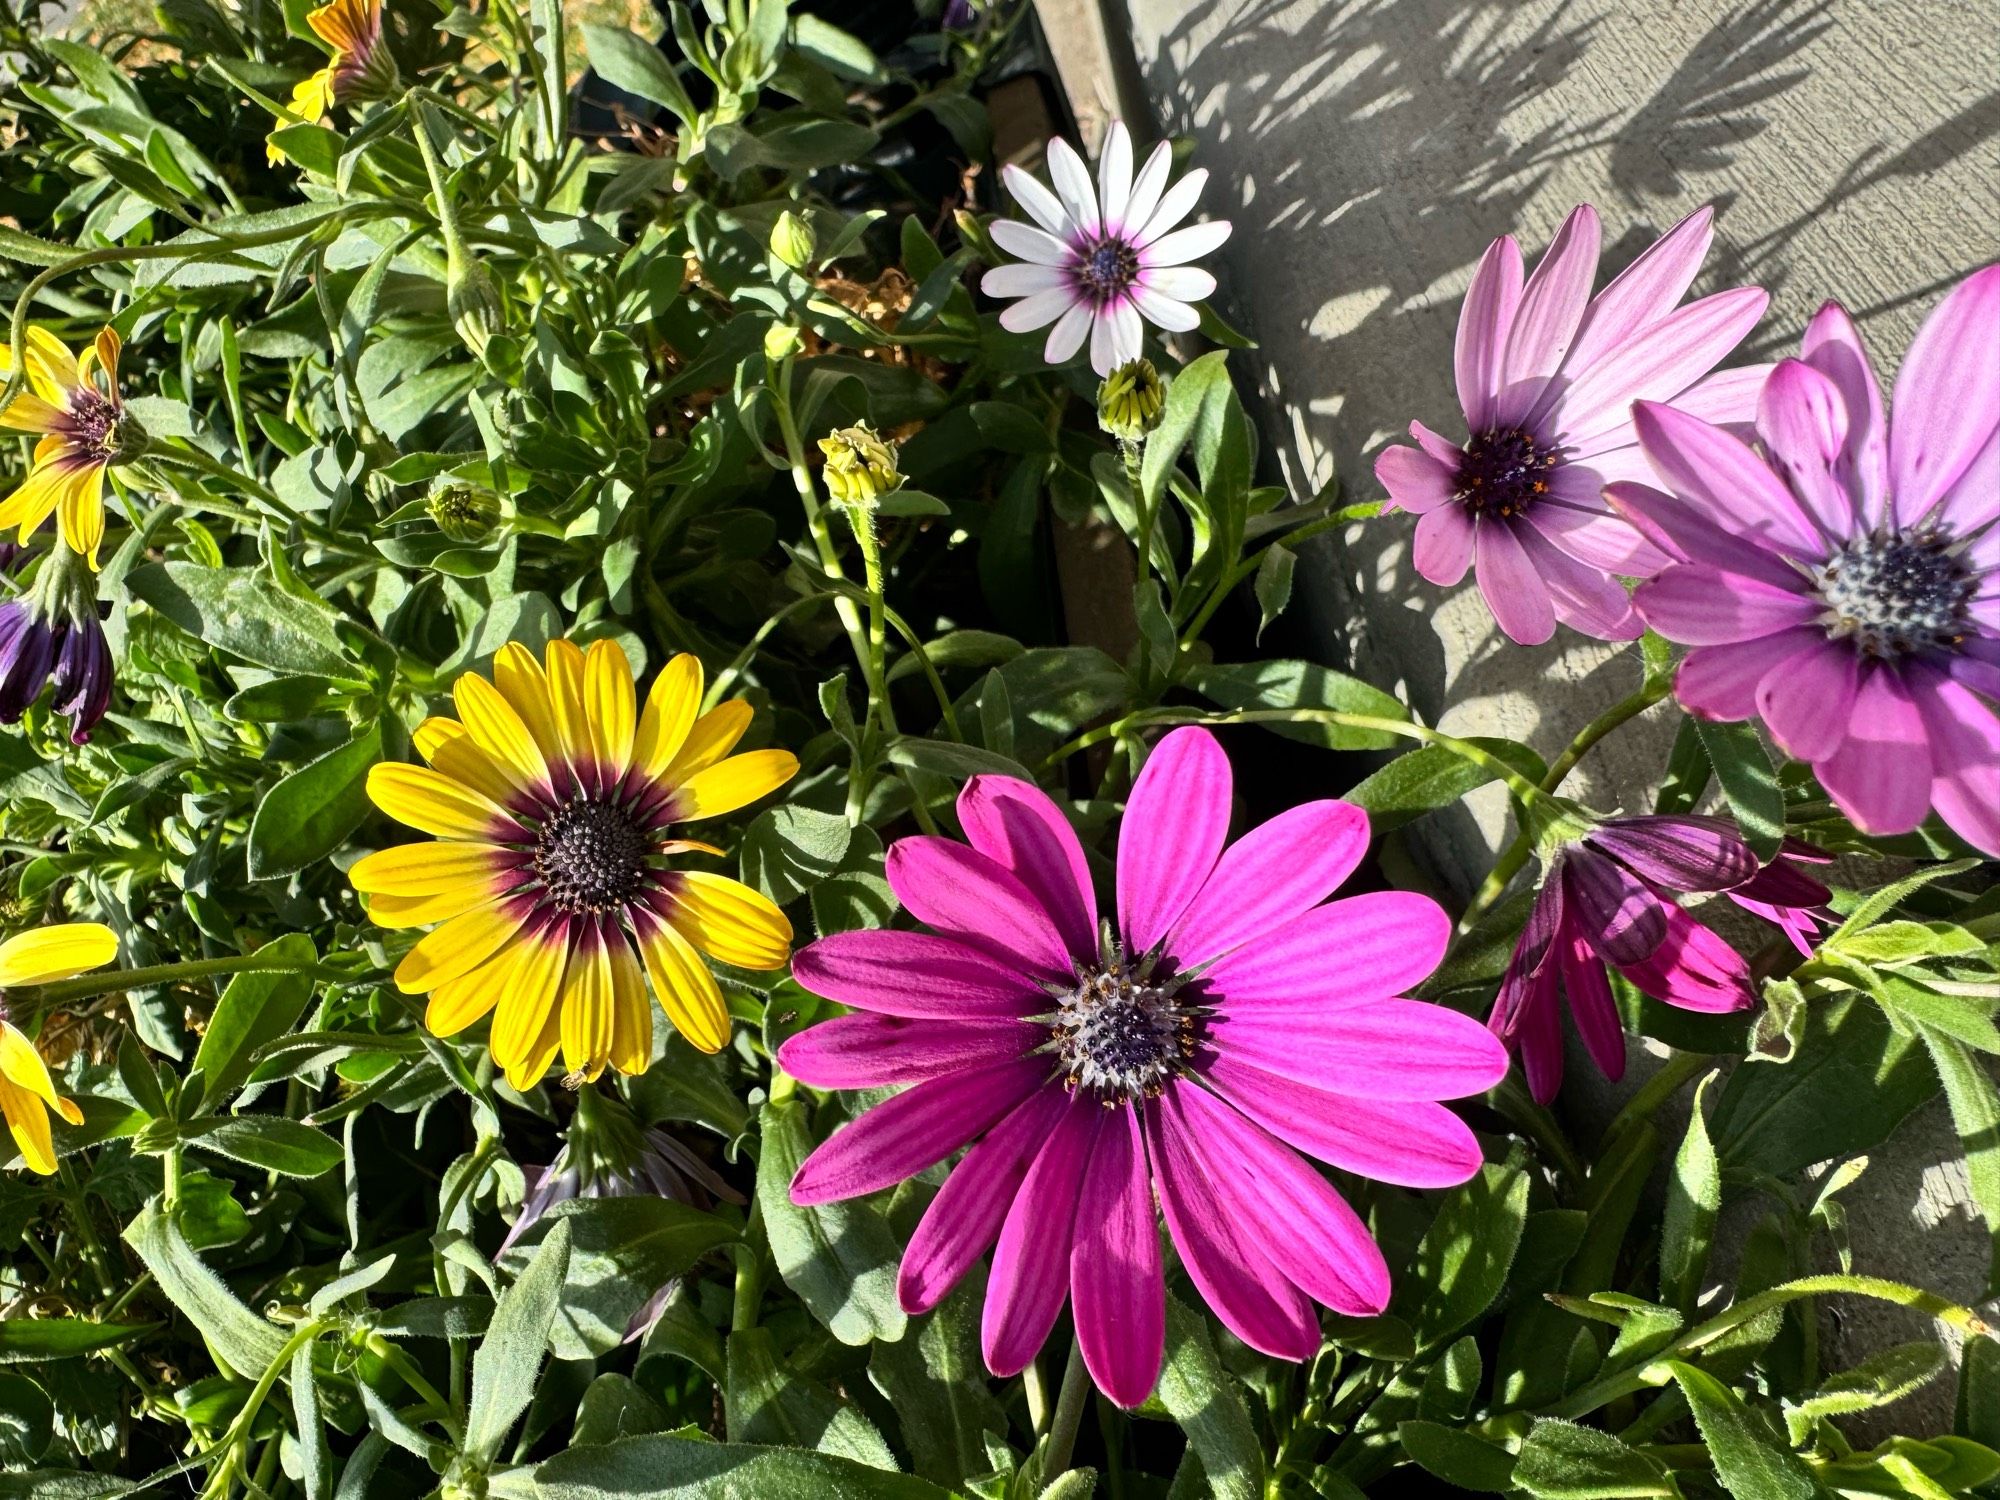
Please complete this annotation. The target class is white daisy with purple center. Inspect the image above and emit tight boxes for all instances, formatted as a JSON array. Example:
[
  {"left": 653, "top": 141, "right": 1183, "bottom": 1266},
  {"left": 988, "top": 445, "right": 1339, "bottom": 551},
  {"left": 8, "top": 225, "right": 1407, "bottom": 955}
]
[{"left": 981, "top": 121, "right": 1232, "bottom": 376}]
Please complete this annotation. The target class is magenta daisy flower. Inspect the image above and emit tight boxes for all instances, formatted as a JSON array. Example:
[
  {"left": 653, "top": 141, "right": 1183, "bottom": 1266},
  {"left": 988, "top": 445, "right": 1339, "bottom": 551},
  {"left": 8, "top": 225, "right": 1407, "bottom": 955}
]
[
  {"left": 780, "top": 729, "right": 1506, "bottom": 1406},
  {"left": 1492, "top": 815, "right": 1825, "bottom": 1102},
  {"left": 1616, "top": 265, "right": 2000, "bottom": 855},
  {"left": 980, "top": 121, "right": 1231, "bottom": 377},
  {"left": 1375, "top": 204, "right": 1771, "bottom": 644}
]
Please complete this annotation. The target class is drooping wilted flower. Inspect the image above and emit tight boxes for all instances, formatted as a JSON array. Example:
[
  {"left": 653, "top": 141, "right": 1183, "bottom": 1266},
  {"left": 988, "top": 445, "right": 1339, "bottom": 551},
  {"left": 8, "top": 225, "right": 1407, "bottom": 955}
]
[
  {"left": 1491, "top": 815, "right": 1826, "bottom": 1102},
  {"left": 818, "top": 423, "right": 902, "bottom": 506},
  {"left": 0, "top": 546, "right": 115, "bottom": 743},
  {"left": 1618, "top": 265, "right": 2000, "bottom": 855},
  {"left": 0, "top": 923, "right": 116, "bottom": 1175},
  {"left": 1726, "top": 841, "right": 1834, "bottom": 957},
  {"left": 981, "top": 121, "right": 1231, "bottom": 376},
  {"left": 782, "top": 730, "right": 1506, "bottom": 1406},
  {"left": 499, "top": 1086, "right": 741, "bottom": 1342},
  {"left": 350, "top": 639, "right": 797, "bottom": 1089},
  {"left": 0, "top": 327, "right": 144, "bottom": 571},
  {"left": 1098, "top": 358, "right": 1166, "bottom": 443},
  {"left": 1375, "top": 205, "right": 1769, "bottom": 644},
  {"left": 288, "top": 0, "right": 399, "bottom": 123}
]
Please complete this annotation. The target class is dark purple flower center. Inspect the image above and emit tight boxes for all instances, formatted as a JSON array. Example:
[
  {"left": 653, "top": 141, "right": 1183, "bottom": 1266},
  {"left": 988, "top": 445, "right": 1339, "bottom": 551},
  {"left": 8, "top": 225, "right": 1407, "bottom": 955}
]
[
  {"left": 61, "top": 389, "right": 122, "bottom": 463},
  {"left": 1073, "top": 236, "right": 1140, "bottom": 306},
  {"left": 1811, "top": 527, "right": 1975, "bottom": 657},
  {"left": 1456, "top": 427, "right": 1557, "bottom": 518},
  {"left": 534, "top": 798, "right": 649, "bottom": 913},
  {"left": 1049, "top": 950, "right": 1197, "bottom": 1104}
]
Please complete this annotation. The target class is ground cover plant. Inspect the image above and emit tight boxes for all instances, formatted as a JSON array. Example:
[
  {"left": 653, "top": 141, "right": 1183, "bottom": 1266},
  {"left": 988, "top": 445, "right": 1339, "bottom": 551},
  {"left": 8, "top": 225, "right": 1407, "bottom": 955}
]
[{"left": 1, "top": 0, "right": 1998, "bottom": 1496}]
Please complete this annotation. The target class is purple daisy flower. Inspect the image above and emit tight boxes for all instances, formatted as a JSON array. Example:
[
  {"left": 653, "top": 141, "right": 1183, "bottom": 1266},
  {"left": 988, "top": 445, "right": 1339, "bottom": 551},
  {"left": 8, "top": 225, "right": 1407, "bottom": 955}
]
[
  {"left": 1376, "top": 204, "right": 1771, "bottom": 644},
  {"left": 980, "top": 122, "right": 1231, "bottom": 377},
  {"left": 1615, "top": 265, "right": 2000, "bottom": 855},
  {"left": 780, "top": 729, "right": 1507, "bottom": 1407},
  {"left": 0, "top": 590, "right": 112, "bottom": 744},
  {"left": 1492, "top": 815, "right": 1826, "bottom": 1102},
  {"left": 1725, "top": 840, "right": 1834, "bottom": 957}
]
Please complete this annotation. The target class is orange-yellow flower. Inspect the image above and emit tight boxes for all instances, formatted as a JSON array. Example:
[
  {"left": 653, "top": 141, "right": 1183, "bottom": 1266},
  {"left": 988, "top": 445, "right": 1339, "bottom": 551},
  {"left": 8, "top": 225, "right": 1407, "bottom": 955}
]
[
  {"left": 0, "top": 923, "right": 116, "bottom": 1175},
  {"left": 271, "top": 0, "right": 398, "bottom": 154},
  {"left": 353, "top": 640, "right": 799, "bottom": 1089},
  {"left": 0, "top": 328, "right": 137, "bottom": 570}
]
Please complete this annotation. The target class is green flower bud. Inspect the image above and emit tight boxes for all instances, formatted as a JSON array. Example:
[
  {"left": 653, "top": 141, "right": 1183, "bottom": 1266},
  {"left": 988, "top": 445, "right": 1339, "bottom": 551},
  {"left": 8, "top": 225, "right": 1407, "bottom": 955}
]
[
  {"left": 447, "top": 249, "right": 505, "bottom": 361},
  {"left": 426, "top": 482, "right": 500, "bottom": 543},
  {"left": 818, "top": 422, "right": 901, "bottom": 506},
  {"left": 770, "top": 209, "right": 817, "bottom": 271},
  {"left": 763, "top": 322, "right": 803, "bottom": 362},
  {"left": 1098, "top": 358, "right": 1166, "bottom": 442}
]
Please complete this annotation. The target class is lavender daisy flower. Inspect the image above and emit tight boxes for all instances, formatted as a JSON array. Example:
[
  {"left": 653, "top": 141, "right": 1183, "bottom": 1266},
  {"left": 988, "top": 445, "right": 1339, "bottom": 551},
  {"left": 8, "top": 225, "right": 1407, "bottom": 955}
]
[
  {"left": 780, "top": 730, "right": 1507, "bottom": 1406},
  {"left": 980, "top": 122, "right": 1231, "bottom": 376},
  {"left": 1617, "top": 264, "right": 2000, "bottom": 855},
  {"left": 1492, "top": 815, "right": 1825, "bottom": 1102},
  {"left": 499, "top": 1087, "right": 741, "bottom": 1343},
  {"left": 1376, "top": 205, "right": 1770, "bottom": 644},
  {"left": 0, "top": 549, "right": 113, "bottom": 744}
]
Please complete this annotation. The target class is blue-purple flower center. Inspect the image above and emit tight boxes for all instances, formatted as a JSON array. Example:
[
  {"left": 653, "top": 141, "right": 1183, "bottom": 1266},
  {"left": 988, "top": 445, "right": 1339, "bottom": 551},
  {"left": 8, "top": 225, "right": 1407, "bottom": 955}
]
[
  {"left": 1811, "top": 528, "right": 1974, "bottom": 657},
  {"left": 1456, "top": 427, "right": 1557, "bottom": 518},
  {"left": 535, "top": 798, "right": 649, "bottom": 913},
  {"left": 60, "top": 389, "right": 122, "bottom": 464},
  {"left": 1073, "top": 236, "right": 1140, "bottom": 306},
  {"left": 1050, "top": 953, "right": 1197, "bottom": 1104}
]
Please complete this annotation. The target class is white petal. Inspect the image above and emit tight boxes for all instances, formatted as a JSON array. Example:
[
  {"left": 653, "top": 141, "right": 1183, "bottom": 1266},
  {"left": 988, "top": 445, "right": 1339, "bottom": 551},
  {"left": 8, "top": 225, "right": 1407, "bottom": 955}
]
[
  {"left": 984, "top": 262, "right": 1070, "bottom": 297},
  {"left": 1001, "top": 163, "right": 1073, "bottom": 239},
  {"left": 1141, "top": 265, "right": 1216, "bottom": 301},
  {"left": 1119, "top": 142, "right": 1174, "bottom": 238},
  {"left": 999, "top": 286, "right": 1080, "bottom": 332},
  {"left": 1047, "top": 137, "right": 1101, "bottom": 237},
  {"left": 1098, "top": 121, "right": 1134, "bottom": 229},
  {"left": 1133, "top": 285, "right": 1200, "bottom": 333},
  {"left": 1090, "top": 301, "right": 1144, "bottom": 375},
  {"left": 1136, "top": 168, "right": 1207, "bottom": 246},
  {"left": 1045, "top": 303, "right": 1094, "bottom": 365},
  {"left": 1142, "top": 220, "right": 1231, "bottom": 267},
  {"left": 990, "top": 219, "right": 1074, "bottom": 267}
]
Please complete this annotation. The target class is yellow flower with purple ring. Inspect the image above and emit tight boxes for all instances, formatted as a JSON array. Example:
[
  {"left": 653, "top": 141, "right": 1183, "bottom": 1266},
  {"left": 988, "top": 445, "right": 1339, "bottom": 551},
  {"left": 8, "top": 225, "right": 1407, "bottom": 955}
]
[
  {"left": 352, "top": 639, "right": 799, "bottom": 1089},
  {"left": 0, "top": 327, "right": 141, "bottom": 571},
  {"left": 0, "top": 922, "right": 117, "bottom": 1175},
  {"left": 270, "top": 0, "right": 399, "bottom": 158}
]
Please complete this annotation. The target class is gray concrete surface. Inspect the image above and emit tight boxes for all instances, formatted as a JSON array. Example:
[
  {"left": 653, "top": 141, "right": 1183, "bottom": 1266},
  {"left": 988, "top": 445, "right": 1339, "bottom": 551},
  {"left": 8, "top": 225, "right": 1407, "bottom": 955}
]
[{"left": 1103, "top": 0, "right": 2000, "bottom": 1438}]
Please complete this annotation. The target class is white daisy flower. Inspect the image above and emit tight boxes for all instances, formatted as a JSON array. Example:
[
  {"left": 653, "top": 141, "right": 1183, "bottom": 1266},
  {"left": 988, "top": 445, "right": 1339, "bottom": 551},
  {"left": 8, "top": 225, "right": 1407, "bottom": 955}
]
[{"left": 980, "top": 121, "right": 1232, "bottom": 376}]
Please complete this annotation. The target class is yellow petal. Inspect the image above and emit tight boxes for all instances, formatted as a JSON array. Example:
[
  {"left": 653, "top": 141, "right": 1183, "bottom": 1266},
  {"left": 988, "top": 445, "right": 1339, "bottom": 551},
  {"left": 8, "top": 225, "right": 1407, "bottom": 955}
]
[
  {"left": 350, "top": 841, "right": 512, "bottom": 896},
  {"left": 0, "top": 382, "right": 63, "bottom": 433},
  {"left": 494, "top": 643, "right": 565, "bottom": 768},
  {"left": 0, "top": 1021, "right": 78, "bottom": 1121},
  {"left": 633, "top": 653, "right": 703, "bottom": 783},
  {"left": 413, "top": 716, "right": 467, "bottom": 761},
  {"left": 583, "top": 640, "right": 637, "bottom": 781},
  {"left": 559, "top": 928, "right": 614, "bottom": 1084},
  {"left": 365, "top": 885, "right": 501, "bottom": 930},
  {"left": 491, "top": 924, "right": 570, "bottom": 1085},
  {"left": 607, "top": 935, "right": 652, "bottom": 1076},
  {"left": 675, "top": 749, "right": 799, "bottom": 822},
  {"left": 508, "top": 991, "right": 565, "bottom": 1093},
  {"left": 23, "top": 328, "right": 78, "bottom": 406},
  {"left": 0, "top": 923, "right": 117, "bottom": 988},
  {"left": 660, "top": 701, "right": 753, "bottom": 785},
  {"left": 393, "top": 899, "right": 528, "bottom": 994},
  {"left": 425, "top": 945, "right": 521, "bottom": 1037},
  {"left": 88, "top": 328, "right": 122, "bottom": 389},
  {"left": 0, "top": 460, "right": 69, "bottom": 540},
  {"left": 634, "top": 911, "right": 729, "bottom": 1054},
  {"left": 454, "top": 671, "right": 550, "bottom": 791},
  {"left": 425, "top": 733, "right": 522, "bottom": 812},
  {"left": 663, "top": 872, "right": 792, "bottom": 970},
  {"left": 0, "top": 1073, "right": 57, "bottom": 1175},
  {"left": 307, "top": 0, "right": 372, "bottom": 50},
  {"left": 368, "top": 763, "right": 513, "bottom": 841},
  {"left": 544, "top": 639, "right": 591, "bottom": 779},
  {"left": 58, "top": 463, "right": 106, "bottom": 571}
]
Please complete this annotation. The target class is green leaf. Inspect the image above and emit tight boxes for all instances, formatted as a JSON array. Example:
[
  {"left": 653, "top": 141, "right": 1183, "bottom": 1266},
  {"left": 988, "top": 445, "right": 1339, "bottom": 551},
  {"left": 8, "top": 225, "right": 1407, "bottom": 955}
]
[
  {"left": 125, "top": 562, "right": 360, "bottom": 679},
  {"left": 1959, "top": 1333, "right": 2000, "bottom": 1444},
  {"left": 1916, "top": 1022, "right": 2000, "bottom": 1294},
  {"left": 0, "top": 1371, "right": 53, "bottom": 1467},
  {"left": 1153, "top": 1297, "right": 1262, "bottom": 1500},
  {"left": 1417, "top": 1336, "right": 1483, "bottom": 1422},
  {"left": 1791, "top": 1341, "right": 1947, "bottom": 1427},
  {"left": 292, "top": 1335, "right": 332, "bottom": 1500},
  {"left": 726, "top": 1325, "right": 895, "bottom": 1468},
  {"left": 1666, "top": 1360, "right": 1824, "bottom": 1500},
  {"left": 583, "top": 23, "right": 697, "bottom": 122},
  {"left": 1343, "top": 739, "right": 1548, "bottom": 830},
  {"left": 868, "top": 1276, "right": 1008, "bottom": 1488},
  {"left": 1397, "top": 1420, "right": 1516, "bottom": 1493},
  {"left": 755, "top": 1100, "right": 906, "bottom": 1346},
  {"left": 191, "top": 935, "right": 318, "bottom": 1111},
  {"left": 542, "top": 1196, "right": 737, "bottom": 1358},
  {"left": 1659, "top": 1071, "right": 1722, "bottom": 1312},
  {"left": 1252, "top": 544, "right": 1294, "bottom": 640},
  {"left": 530, "top": 1434, "right": 959, "bottom": 1497},
  {"left": 247, "top": 721, "right": 382, "bottom": 880},
  {"left": 1511, "top": 1418, "right": 1676, "bottom": 1498},
  {"left": 1186, "top": 659, "right": 1410, "bottom": 750},
  {"left": 1692, "top": 718, "right": 1786, "bottom": 861},
  {"left": 884, "top": 737, "right": 1035, "bottom": 783},
  {"left": 1407, "top": 1161, "right": 1529, "bottom": 1344},
  {"left": 187, "top": 1116, "right": 341, "bottom": 1177},
  {"left": 572, "top": 1373, "right": 671, "bottom": 1447},
  {"left": 0, "top": 1319, "right": 156, "bottom": 1364},
  {"left": 466, "top": 1219, "right": 571, "bottom": 1465},
  {"left": 124, "top": 1201, "right": 286, "bottom": 1378}
]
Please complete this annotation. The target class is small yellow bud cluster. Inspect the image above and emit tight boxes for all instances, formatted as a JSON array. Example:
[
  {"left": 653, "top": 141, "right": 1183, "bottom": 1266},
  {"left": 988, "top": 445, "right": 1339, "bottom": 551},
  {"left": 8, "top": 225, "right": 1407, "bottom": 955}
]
[
  {"left": 818, "top": 422, "right": 902, "bottom": 506},
  {"left": 1098, "top": 358, "right": 1166, "bottom": 443}
]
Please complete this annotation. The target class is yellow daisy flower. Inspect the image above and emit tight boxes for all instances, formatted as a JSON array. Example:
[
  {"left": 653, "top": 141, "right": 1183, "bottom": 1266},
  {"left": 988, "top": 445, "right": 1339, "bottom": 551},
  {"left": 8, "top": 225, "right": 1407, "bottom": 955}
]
[
  {"left": 354, "top": 640, "right": 800, "bottom": 1089},
  {"left": 0, "top": 328, "right": 137, "bottom": 570},
  {"left": 0, "top": 922, "right": 117, "bottom": 1175},
  {"left": 281, "top": 0, "right": 397, "bottom": 126}
]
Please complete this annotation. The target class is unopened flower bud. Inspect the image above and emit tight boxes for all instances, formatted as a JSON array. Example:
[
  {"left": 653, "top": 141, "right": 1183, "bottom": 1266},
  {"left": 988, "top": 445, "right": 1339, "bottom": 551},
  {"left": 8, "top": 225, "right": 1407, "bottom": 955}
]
[
  {"left": 763, "top": 323, "right": 802, "bottom": 362},
  {"left": 818, "top": 422, "right": 901, "bottom": 506},
  {"left": 1098, "top": 359, "right": 1165, "bottom": 442},
  {"left": 427, "top": 482, "right": 500, "bottom": 543},
  {"left": 447, "top": 250, "right": 504, "bottom": 361},
  {"left": 770, "top": 210, "right": 817, "bottom": 271}
]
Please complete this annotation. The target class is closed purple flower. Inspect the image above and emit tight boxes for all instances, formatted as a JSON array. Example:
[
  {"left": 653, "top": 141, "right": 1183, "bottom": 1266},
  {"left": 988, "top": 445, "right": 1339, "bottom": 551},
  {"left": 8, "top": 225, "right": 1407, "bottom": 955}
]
[
  {"left": 1376, "top": 205, "right": 1770, "bottom": 644},
  {"left": 1616, "top": 265, "right": 2000, "bottom": 856},
  {"left": 780, "top": 729, "right": 1507, "bottom": 1407},
  {"left": 1492, "top": 815, "right": 1824, "bottom": 1103},
  {"left": 0, "top": 591, "right": 112, "bottom": 744},
  {"left": 1726, "top": 840, "right": 1834, "bottom": 957}
]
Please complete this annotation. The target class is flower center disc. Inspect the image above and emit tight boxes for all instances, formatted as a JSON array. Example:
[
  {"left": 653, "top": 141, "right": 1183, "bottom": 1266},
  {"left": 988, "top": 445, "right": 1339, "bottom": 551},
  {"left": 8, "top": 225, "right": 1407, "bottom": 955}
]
[
  {"left": 1457, "top": 427, "right": 1556, "bottom": 517},
  {"left": 535, "top": 799, "right": 649, "bottom": 913},
  {"left": 64, "top": 390, "right": 121, "bottom": 463},
  {"left": 1075, "top": 237, "right": 1141, "bottom": 305},
  {"left": 1052, "top": 959, "right": 1195, "bottom": 1103},
  {"left": 1812, "top": 529, "right": 1974, "bottom": 657}
]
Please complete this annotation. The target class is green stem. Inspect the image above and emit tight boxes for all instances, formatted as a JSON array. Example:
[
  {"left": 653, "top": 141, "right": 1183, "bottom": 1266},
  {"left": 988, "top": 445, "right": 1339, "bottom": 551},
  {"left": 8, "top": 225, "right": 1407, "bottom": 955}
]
[
  {"left": 1598, "top": 1050, "right": 1712, "bottom": 1152},
  {"left": 1041, "top": 1339, "right": 1091, "bottom": 1489},
  {"left": 731, "top": 1195, "right": 765, "bottom": 1332},
  {"left": 1124, "top": 438, "right": 1156, "bottom": 580},
  {"left": 1490, "top": 1075, "right": 1587, "bottom": 1185},
  {"left": 28, "top": 952, "right": 329, "bottom": 1008}
]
